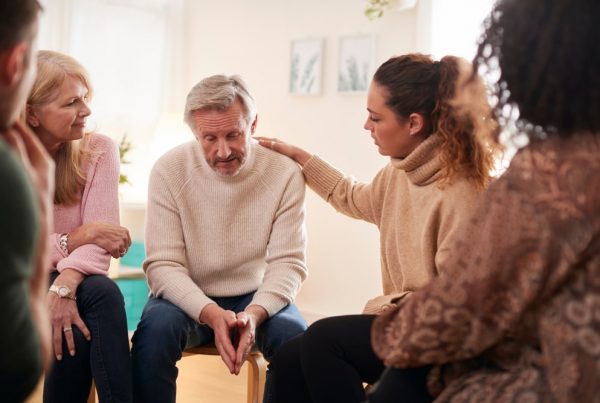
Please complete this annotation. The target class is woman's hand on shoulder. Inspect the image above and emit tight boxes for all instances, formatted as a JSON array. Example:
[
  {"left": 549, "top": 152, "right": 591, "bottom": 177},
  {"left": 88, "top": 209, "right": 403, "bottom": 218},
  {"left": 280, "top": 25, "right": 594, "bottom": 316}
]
[
  {"left": 255, "top": 136, "right": 312, "bottom": 167},
  {"left": 69, "top": 221, "right": 132, "bottom": 258}
]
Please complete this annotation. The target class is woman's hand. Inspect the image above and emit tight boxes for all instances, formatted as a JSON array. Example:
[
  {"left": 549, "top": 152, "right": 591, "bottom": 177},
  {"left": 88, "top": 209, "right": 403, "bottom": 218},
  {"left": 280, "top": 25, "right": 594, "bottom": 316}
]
[
  {"left": 68, "top": 222, "right": 132, "bottom": 258},
  {"left": 48, "top": 269, "right": 90, "bottom": 360},
  {"left": 255, "top": 136, "right": 312, "bottom": 167}
]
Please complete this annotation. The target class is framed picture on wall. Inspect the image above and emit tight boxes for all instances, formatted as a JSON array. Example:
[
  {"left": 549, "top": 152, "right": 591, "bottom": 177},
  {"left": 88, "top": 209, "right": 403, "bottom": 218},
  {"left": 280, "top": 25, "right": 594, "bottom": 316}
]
[
  {"left": 289, "top": 38, "right": 324, "bottom": 95},
  {"left": 337, "top": 35, "right": 376, "bottom": 93}
]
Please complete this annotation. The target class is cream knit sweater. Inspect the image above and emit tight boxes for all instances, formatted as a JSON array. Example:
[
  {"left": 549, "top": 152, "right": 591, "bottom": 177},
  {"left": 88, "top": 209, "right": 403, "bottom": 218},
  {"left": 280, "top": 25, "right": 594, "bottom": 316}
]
[
  {"left": 144, "top": 140, "right": 307, "bottom": 321},
  {"left": 302, "top": 134, "right": 483, "bottom": 314}
]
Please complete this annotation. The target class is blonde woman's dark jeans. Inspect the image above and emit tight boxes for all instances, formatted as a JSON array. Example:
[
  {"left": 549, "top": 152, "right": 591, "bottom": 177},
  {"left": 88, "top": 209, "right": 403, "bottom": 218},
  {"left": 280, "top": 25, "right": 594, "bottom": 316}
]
[{"left": 43, "top": 272, "right": 132, "bottom": 403}]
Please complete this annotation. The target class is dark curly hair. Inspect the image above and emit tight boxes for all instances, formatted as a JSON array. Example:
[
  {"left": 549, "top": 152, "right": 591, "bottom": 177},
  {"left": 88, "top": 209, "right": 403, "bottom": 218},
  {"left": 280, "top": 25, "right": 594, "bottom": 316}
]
[
  {"left": 374, "top": 53, "right": 496, "bottom": 189},
  {"left": 474, "top": 0, "right": 600, "bottom": 138}
]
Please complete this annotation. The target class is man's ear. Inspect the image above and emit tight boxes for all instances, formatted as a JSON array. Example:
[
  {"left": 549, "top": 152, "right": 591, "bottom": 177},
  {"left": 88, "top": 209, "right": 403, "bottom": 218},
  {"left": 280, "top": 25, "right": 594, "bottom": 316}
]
[
  {"left": 250, "top": 115, "right": 258, "bottom": 134},
  {"left": 0, "top": 42, "right": 28, "bottom": 87},
  {"left": 408, "top": 113, "right": 425, "bottom": 136}
]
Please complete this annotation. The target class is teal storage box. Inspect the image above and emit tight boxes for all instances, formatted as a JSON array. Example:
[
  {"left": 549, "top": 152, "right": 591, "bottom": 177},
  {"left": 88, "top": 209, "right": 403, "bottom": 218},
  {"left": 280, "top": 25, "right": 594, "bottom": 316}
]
[
  {"left": 116, "top": 277, "right": 149, "bottom": 331},
  {"left": 120, "top": 240, "right": 145, "bottom": 269}
]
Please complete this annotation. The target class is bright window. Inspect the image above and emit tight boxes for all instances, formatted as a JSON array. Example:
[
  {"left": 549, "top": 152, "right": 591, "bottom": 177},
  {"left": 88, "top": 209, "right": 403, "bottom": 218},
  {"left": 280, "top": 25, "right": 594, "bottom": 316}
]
[
  {"left": 37, "top": 0, "right": 185, "bottom": 203},
  {"left": 429, "top": 0, "right": 496, "bottom": 61}
]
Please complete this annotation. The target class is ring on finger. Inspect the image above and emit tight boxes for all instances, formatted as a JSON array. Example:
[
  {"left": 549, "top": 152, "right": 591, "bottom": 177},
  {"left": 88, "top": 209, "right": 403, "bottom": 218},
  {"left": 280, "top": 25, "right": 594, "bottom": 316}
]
[{"left": 63, "top": 327, "right": 73, "bottom": 333}]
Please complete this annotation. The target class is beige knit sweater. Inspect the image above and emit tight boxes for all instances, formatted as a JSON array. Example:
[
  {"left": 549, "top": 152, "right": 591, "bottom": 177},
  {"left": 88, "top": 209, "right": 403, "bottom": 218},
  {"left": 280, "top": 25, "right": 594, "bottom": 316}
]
[
  {"left": 144, "top": 141, "right": 307, "bottom": 320},
  {"left": 302, "top": 134, "right": 482, "bottom": 314}
]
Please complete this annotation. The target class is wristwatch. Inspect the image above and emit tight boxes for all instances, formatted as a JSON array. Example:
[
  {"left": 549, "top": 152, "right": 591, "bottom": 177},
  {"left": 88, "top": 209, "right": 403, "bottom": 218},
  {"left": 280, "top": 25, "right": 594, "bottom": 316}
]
[{"left": 49, "top": 284, "right": 77, "bottom": 300}]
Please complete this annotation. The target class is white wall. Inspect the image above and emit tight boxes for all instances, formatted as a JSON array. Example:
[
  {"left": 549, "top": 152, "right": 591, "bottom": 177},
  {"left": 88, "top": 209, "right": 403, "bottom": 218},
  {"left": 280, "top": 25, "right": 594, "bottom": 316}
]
[
  {"left": 183, "top": 0, "right": 428, "bottom": 319},
  {"left": 37, "top": 0, "right": 495, "bottom": 320}
]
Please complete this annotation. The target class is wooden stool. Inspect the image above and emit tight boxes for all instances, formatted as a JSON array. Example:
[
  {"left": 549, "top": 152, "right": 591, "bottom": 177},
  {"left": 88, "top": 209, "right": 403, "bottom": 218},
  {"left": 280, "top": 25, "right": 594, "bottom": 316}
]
[
  {"left": 87, "top": 380, "right": 96, "bottom": 403},
  {"left": 182, "top": 345, "right": 267, "bottom": 403}
]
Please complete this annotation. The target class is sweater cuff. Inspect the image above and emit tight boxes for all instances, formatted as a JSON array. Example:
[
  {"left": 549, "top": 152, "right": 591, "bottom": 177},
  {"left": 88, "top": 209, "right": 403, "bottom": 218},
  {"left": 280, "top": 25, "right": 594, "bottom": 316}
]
[
  {"left": 177, "top": 290, "right": 216, "bottom": 322},
  {"left": 362, "top": 292, "right": 410, "bottom": 315},
  {"left": 302, "top": 155, "right": 344, "bottom": 200},
  {"left": 250, "top": 292, "right": 288, "bottom": 318}
]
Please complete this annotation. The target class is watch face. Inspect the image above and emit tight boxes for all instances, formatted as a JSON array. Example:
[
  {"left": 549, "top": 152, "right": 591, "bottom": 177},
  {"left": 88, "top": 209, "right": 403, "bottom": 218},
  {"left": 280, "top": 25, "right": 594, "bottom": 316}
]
[{"left": 58, "top": 286, "right": 70, "bottom": 297}]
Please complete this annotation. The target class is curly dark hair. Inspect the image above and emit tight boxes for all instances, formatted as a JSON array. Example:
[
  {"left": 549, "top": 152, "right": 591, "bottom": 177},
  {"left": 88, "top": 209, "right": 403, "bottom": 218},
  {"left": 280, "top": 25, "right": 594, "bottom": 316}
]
[
  {"left": 474, "top": 0, "right": 600, "bottom": 138},
  {"left": 374, "top": 53, "right": 496, "bottom": 189}
]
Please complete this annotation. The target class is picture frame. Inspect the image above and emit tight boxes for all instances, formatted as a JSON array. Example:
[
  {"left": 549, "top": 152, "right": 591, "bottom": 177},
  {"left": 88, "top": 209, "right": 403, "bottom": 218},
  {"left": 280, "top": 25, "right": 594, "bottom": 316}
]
[
  {"left": 337, "top": 35, "right": 376, "bottom": 93},
  {"left": 289, "top": 38, "right": 324, "bottom": 95}
]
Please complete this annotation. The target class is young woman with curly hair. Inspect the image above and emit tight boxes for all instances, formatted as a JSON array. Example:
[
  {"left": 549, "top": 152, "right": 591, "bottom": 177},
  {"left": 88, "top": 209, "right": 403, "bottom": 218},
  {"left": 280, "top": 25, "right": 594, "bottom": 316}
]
[
  {"left": 368, "top": 0, "right": 600, "bottom": 402},
  {"left": 257, "top": 53, "right": 497, "bottom": 403}
]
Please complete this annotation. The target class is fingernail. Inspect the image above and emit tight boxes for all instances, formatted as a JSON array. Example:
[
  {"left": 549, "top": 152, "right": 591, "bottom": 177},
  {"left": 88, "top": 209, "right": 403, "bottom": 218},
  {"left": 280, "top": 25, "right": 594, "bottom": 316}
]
[
  {"left": 70, "top": 350, "right": 75, "bottom": 356},
  {"left": 57, "top": 354, "right": 62, "bottom": 361}
]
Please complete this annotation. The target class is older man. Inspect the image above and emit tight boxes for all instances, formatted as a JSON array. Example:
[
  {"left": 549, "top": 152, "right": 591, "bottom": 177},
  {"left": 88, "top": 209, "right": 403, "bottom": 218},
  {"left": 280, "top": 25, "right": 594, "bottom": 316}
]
[
  {"left": 131, "top": 75, "right": 308, "bottom": 403},
  {"left": 0, "top": 0, "right": 54, "bottom": 400}
]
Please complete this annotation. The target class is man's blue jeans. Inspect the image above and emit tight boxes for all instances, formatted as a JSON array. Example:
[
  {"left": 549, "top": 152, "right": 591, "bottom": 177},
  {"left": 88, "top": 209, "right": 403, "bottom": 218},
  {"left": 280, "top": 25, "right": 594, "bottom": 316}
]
[{"left": 131, "top": 293, "right": 307, "bottom": 403}]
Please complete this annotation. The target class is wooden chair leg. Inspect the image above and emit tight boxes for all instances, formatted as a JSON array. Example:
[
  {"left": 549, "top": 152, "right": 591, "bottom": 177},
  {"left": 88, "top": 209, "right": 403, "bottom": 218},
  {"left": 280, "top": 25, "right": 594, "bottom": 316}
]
[
  {"left": 246, "top": 352, "right": 267, "bottom": 403},
  {"left": 87, "top": 380, "right": 96, "bottom": 403},
  {"left": 184, "top": 345, "right": 267, "bottom": 403}
]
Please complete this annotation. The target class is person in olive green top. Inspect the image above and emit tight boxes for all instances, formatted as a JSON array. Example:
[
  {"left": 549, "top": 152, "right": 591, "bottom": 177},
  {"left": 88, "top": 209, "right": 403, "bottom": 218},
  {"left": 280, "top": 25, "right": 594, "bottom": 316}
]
[{"left": 0, "top": 1, "right": 54, "bottom": 401}]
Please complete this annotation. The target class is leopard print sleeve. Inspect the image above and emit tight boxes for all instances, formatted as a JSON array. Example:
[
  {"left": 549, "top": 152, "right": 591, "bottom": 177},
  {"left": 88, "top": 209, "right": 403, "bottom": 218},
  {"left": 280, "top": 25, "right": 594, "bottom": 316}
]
[{"left": 371, "top": 139, "right": 600, "bottom": 368}]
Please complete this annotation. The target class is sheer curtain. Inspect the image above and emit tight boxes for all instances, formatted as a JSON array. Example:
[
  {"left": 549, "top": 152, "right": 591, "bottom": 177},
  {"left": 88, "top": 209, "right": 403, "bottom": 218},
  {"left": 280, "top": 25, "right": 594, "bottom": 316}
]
[
  {"left": 426, "top": 0, "right": 516, "bottom": 174},
  {"left": 37, "top": 0, "right": 186, "bottom": 203}
]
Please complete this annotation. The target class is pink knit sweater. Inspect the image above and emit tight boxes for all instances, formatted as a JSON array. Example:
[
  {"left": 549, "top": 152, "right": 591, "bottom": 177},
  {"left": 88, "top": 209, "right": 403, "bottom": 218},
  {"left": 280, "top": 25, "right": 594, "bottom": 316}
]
[{"left": 49, "top": 134, "right": 120, "bottom": 275}]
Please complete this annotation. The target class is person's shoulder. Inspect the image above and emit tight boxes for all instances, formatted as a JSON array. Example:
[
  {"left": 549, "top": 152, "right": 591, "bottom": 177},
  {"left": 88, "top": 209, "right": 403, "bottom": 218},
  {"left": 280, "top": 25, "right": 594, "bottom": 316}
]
[
  {"left": 0, "top": 139, "right": 32, "bottom": 188},
  {"left": 0, "top": 139, "right": 15, "bottom": 161},
  {"left": 86, "top": 133, "right": 116, "bottom": 152},
  {"left": 448, "top": 175, "right": 483, "bottom": 194},
  {"left": 434, "top": 175, "right": 485, "bottom": 214},
  {"left": 152, "top": 140, "right": 199, "bottom": 173},
  {"left": 84, "top": 134, "right": 119, "bottom": 167},
  {"left": 254, "top": 141, "right": 302, "bottom": 176}
]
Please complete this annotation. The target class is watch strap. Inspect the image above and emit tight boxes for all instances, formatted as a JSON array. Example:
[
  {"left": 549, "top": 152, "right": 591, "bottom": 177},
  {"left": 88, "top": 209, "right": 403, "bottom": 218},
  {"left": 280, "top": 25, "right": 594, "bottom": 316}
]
[
  {"left": 49, "top": 284, "right": 77, "bottom": 300},
  {"left": 59, "top": 233, "right": 69, "bottom": 255}
]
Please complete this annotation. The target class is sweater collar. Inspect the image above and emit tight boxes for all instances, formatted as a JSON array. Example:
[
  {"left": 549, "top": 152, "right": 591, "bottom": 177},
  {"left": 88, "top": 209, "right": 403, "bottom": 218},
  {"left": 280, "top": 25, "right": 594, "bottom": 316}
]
[{"left": 390, "top": 134, "right": 443, "bottom": 185}]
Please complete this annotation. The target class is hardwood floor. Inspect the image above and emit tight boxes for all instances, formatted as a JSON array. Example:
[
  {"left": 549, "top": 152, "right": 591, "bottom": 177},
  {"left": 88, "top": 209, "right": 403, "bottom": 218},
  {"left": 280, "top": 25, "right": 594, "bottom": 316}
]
[
  {"left": 176, "top": 354, "right": 248, "bottom": 402},
  {"left": 25, "top": 354, "right": 249, "bottom": 403}
]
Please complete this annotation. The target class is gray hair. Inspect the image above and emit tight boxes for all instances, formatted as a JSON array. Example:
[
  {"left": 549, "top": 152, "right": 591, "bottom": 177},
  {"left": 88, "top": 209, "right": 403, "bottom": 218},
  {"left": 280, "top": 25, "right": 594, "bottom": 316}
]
[{"left": 184, "top": 74, "right": 257, "bottom": 129}]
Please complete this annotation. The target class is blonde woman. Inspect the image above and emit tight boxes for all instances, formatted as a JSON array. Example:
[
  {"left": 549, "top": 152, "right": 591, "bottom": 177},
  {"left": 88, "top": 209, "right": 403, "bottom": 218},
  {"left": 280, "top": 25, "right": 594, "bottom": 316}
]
[{"left": 26, "top": 50, "right": 132, "bottom": 403}]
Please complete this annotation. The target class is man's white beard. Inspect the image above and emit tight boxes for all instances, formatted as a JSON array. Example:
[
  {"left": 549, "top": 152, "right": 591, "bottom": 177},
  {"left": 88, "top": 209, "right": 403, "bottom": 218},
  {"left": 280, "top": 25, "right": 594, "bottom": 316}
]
[{"left": 209, "top": 135, "right": 253, "bottom": 177}]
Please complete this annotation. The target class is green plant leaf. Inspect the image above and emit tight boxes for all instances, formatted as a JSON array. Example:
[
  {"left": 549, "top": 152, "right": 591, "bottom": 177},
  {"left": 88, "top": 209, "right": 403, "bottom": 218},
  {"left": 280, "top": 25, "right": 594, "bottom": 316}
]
[
  {"left": 364, "top": 0, "right": 390, "bottom": 20},
  {"left": 365, "top": 8, "right": 384, "bottom": 20},
  {"left": 118, "top": 134, "right": 133, "bottom": 186}
]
